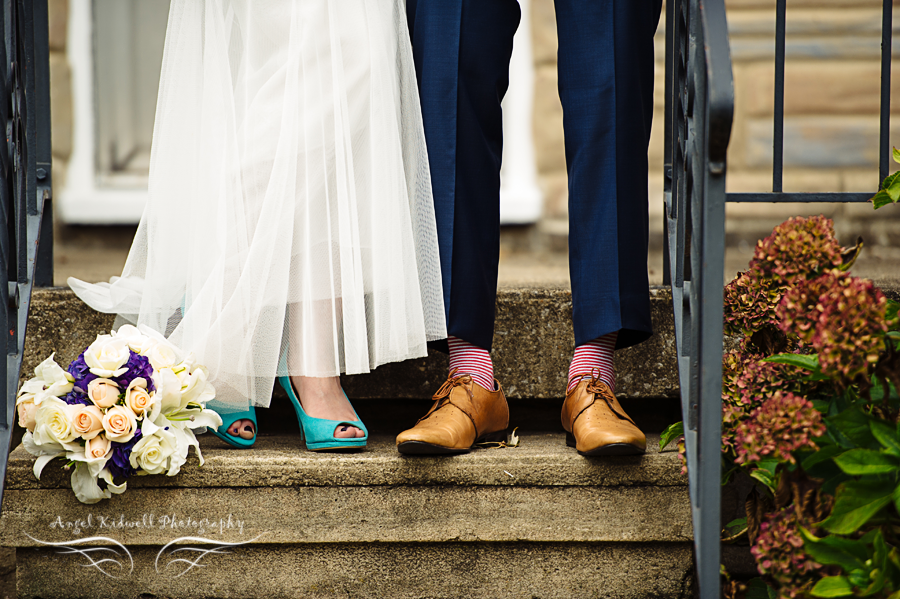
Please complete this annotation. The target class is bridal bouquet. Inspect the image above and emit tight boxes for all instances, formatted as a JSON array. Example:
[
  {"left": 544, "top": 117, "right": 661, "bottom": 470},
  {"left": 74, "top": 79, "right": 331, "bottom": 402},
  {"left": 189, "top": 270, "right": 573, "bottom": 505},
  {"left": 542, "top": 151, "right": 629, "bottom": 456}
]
[{"left": 16, "top": 325, "right": 223, "bottom": 504}]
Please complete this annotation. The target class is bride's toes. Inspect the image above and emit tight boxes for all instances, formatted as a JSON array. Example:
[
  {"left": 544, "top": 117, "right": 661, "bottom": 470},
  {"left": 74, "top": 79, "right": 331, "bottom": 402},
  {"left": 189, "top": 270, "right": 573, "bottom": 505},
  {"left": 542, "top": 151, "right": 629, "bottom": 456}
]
[
  {"left": 238, "top": 420, "right": 256, "bottom": 440},
  {"left": 228, "top": 419, "right": 255, "bottom": 439},
  {"left": 333, "top": 425, "right": 362, "bottom": 439}
]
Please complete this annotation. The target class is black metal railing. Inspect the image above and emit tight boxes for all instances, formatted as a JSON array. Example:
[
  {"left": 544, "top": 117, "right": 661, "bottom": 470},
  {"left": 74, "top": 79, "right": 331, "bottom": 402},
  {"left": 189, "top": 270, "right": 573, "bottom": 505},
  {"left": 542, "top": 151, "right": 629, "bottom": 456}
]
[
  {"left": 0, "top": 0, "right": 53, "bottom": 504},
  {"left": 664, "top": 1, "right": 893, "bottom": 597},
  {"left": 663, "top": 0, "right": 733, "bottom": 597},
  {"left": 728, "top": 0, "right": 892, "bottom": 204}
]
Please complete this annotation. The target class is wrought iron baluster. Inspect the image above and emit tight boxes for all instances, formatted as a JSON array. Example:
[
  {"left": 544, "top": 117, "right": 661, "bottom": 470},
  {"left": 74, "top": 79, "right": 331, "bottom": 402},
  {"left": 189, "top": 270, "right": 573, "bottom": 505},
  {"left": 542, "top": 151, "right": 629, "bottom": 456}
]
[
  {"left": 665, "top": 0, "right": 733, "bottom": 597},
  {"left": 0, "top": 0, "right": 51, "bottom": 507}
]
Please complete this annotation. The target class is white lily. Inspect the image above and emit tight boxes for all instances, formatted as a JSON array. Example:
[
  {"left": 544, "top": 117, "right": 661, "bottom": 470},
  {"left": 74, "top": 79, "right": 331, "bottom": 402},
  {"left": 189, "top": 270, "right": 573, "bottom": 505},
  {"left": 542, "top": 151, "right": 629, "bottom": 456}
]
[
  {"left": 22, "top": 432, "right": 65, "bottom": 480},
  {"left": 70, "top": 462, "right": 111, "bottom": 504}
]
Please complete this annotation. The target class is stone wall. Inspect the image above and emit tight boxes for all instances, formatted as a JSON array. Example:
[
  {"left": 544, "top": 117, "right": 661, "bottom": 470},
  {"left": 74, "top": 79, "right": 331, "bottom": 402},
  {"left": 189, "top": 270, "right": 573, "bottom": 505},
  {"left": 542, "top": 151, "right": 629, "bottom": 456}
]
[
  {"left": 47, "top": 1, "right": 900, "bottom": 237},
  {"left": 531, "top": 0, "right": 900, "bottom": 232}
]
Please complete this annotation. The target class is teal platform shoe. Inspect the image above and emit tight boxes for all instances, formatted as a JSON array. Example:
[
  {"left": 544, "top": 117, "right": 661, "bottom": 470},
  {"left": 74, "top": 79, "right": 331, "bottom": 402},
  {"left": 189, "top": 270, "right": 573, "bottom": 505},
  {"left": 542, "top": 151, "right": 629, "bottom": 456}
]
[
  {"left": 209, "top": 406, "right": 258, "bottom": 449},
  {"left": 277, "top": 377, "right": 368, "bottom": 451}
]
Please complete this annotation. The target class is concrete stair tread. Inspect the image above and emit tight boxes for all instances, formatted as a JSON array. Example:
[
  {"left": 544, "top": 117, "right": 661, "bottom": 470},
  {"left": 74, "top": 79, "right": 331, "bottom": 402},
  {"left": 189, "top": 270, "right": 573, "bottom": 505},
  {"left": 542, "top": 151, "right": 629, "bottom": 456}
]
[
  {"left": 1, "top": 431, "right": 691, "bottom": 552},
  {"left": 5, "top": 432, "right": 684, "bottom": 491}
]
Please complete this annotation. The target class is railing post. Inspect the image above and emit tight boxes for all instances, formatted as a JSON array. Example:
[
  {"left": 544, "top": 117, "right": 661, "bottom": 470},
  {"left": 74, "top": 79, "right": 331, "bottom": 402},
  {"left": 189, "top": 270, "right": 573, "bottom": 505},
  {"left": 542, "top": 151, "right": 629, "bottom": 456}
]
[
  {"left": 666, "top": 0, "right": 733, "bottom": 596},
  {"left": 0, "top": 0, "right": 52, "bottom": 506}
]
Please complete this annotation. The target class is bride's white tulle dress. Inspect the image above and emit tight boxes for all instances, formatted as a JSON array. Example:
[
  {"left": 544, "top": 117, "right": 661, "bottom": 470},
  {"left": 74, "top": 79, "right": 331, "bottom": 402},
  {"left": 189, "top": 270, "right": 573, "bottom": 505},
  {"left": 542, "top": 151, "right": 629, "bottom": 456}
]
[{"left": 68, "top": 0, "right": 446, "bottom": 414}]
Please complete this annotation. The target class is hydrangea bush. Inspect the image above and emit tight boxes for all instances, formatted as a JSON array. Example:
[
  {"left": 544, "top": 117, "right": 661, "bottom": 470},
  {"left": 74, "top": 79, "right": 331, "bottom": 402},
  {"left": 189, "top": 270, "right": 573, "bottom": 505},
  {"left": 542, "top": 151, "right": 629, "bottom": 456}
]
[{"left": 661, "top": 214, "right": 900, "bottom": 599}]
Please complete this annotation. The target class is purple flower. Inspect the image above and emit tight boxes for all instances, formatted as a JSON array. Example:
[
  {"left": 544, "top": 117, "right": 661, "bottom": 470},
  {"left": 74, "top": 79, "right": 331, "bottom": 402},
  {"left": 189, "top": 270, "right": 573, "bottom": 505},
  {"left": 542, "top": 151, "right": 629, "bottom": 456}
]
[
  {"left": 107, "top": 429, "right": 142, "bottom": 479},
  {"left": 67, "top": 350, "right": 98, "bottom": 391},
  {"left": 63, "top": 390, "right": 92, "bottom": 407},
  {"left": 111, "top": 351, "right": 155, "bottom": 392}
]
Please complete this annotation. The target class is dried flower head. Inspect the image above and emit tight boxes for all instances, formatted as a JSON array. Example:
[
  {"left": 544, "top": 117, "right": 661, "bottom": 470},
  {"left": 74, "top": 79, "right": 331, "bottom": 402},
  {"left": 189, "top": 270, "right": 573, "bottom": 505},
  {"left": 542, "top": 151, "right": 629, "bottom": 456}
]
[
  {"left": 724, "top": 270, "right": 786, "bottom": 338},
  {"left": 721, "top": 350, "right": 823, "bottom": 453},
  {"left": 749, "top": 215, "right": 842, "bottom": 285},
  {"left": 778, "top": 272, "right": 888, "bottom": 385},
  {"left": 734, "top": 391, "right": 825, "bottom": 465},
  {"left": 751, "top": 505, "right": 822, "bottom": 599}
]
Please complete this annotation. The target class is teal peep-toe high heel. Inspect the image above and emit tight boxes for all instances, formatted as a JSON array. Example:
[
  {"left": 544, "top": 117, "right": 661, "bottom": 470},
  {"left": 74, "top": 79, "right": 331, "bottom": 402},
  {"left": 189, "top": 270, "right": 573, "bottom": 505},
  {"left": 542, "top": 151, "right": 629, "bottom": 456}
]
[
  {"left": 277, "top": 377, "right": 368, "bottom": 451},
  {"left": 209, "top": 406, "right": 258, "bottom": 449}
]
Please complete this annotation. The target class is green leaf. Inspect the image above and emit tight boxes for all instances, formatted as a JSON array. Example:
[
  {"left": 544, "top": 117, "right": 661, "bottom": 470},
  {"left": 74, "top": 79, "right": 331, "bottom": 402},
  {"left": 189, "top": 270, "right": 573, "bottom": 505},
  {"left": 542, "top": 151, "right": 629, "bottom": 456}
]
[
  {"left": 745, "top": 578, "right": 776, "bottom": 599},
  {"left": 887, "top": 300, "right": 900, "bottom": 330},
  {"left": 886, "top": 173, "right": 900, "bottom": 201},
  {"left": 803, "top": 445, "right": 845, "bottom": 471},
  {"left": 859, "top": 530, "right": 889, "bottom": 597},
  {"left": 762, "top": 352, "right": 820, "bottom": 371},
  {"left": 722, "top": 517, "right": 747, "bottom": 539},
  {"left": 750, "top": 468, "right": 776, "bottom": 491},
  {"left": 828, "top": 408, "right": 877, "bottom": 449},
  {"left": 801, "top": 529, "right": 867, "bottom": 572},
  {"left": 821, "top": 472, "right": 851, "bottom": 497},
  {"left": 819, "top": 479, "right": 894, "bottom": 534},
  {"left": 893, "top": 146, "right": 900, "bottom": 164},
  {"left": 872, "top": 189, "right": 896, "bottom": 209},
  {"left": 871, "top": 420, "right": 900, "bottom": 457},
  {"left": 659, "top": 421, "right": 683, "bottom": 451},
  {"left": 892, "top": 483, "right": 900, "bottom": 516},
  {"left": 811, "top": 576, "right": 855, "bottom": 597},
  {"left": 833, "top": 448, "right": 900, "bottom": 475},
  {"left": 888, "top": 547, "right": 900, "bottom": 574}
]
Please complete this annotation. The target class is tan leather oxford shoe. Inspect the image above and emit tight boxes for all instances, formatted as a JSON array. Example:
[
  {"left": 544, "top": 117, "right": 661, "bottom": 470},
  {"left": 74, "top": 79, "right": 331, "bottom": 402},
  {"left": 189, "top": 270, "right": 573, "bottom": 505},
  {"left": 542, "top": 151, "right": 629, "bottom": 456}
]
[
  {"left": 396, "top": 369, "right": 509, "bottom": 455},
  {"left": 562, "top": 374, "right": 646, "bottom": 456}
]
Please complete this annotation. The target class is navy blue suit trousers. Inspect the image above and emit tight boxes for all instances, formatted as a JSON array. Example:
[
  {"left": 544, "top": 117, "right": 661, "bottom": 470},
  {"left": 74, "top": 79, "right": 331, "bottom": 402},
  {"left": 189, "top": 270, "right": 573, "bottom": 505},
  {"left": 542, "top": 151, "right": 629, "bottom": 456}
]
[{"left": 407, "top": 0, "right": 662, "bottom": 352}]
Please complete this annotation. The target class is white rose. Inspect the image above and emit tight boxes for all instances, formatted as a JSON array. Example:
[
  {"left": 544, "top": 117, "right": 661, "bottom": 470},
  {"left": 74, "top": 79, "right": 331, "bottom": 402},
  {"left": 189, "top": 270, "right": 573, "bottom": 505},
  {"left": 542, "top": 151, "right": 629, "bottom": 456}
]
[
  {"left": 137, "top": 326, "right": 184, "bottom": 371},
  {"left": 32, "top": 396, "right": 79, "bottom": 446},
  {"left": 112, "top": 324, "right": 149, "bottom": 353},
  {"left": 83, "top": 335, "right": 131, "bottom": 378},
  {"left": 128, "top": 427, "right": 177, "bottom": 475}
]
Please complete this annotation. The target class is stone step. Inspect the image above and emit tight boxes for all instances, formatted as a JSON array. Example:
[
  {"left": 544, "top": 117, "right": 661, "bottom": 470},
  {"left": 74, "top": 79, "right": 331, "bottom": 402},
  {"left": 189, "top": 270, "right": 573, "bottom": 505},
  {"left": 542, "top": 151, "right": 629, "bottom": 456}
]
[
  {"left": 23, "top": 286, "right": 680, "bottom": 401},
  {"left": 1, "top": 432, "right": 692, "bottom": 599}
]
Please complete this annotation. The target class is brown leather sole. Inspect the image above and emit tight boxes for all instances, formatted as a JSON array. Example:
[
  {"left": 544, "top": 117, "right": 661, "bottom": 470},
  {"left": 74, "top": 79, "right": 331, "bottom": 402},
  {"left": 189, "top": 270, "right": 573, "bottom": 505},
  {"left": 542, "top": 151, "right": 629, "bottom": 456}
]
[
  {"left": 397, "top": 429, "right": 508, "bottom": 456},
  {"left": 565, "top": 432, "right": 646, "bottom": 457}
]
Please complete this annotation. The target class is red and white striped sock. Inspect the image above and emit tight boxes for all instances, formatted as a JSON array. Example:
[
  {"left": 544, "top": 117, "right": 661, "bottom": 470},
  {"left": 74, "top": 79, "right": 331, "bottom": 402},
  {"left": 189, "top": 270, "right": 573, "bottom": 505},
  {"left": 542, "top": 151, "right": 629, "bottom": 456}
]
[
  {"left": 448, "top": 336, "right": 495, "bottom": 391},
  {"left": 567, "top": 331, "right": 617, "bottom": 394}
]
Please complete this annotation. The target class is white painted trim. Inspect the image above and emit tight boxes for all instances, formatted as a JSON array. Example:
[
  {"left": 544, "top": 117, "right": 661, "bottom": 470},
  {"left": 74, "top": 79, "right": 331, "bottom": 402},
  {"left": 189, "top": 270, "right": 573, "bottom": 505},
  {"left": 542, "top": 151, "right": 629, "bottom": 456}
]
[
  {"left": 56, "top": 188, "right": 148, "bottom": 224},
  {"left": 500, "top": 0, "right": 543, "bottom": 225},
  {"left": 59, "top": 0, "right": 149, "bottom": 225}
]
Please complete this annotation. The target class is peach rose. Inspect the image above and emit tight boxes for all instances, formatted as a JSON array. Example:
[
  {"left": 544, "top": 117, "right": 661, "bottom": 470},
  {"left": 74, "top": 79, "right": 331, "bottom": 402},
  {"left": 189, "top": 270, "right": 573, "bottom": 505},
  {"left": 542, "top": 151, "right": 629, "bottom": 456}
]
[
  {"left": 72, "top": 405, "right": 105, "bottom": 440},
  {"left": 16, "top": 398, "right": 37, "bottom": 432},
  {"left": 101, "top": 405, "right": 136, "bottom": 443},
  {"left": 85, "top": 435, "right": 111, "bottom": 460},
  {"left": 124, "top": 378, "right": 153, "bottom": 418},
  {"left": 87, "top": 379, "right": 121, "bottom": 409}
]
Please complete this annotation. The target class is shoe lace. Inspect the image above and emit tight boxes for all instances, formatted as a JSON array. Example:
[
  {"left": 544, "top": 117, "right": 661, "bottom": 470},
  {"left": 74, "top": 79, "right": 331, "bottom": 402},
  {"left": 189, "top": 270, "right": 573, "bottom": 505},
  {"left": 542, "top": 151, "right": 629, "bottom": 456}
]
[
  {"left": 432, "top": 368, "right": 472, "bottom": 404},
  {"left": 585, "top": 368, "right": 636, "bottom": 425}
]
